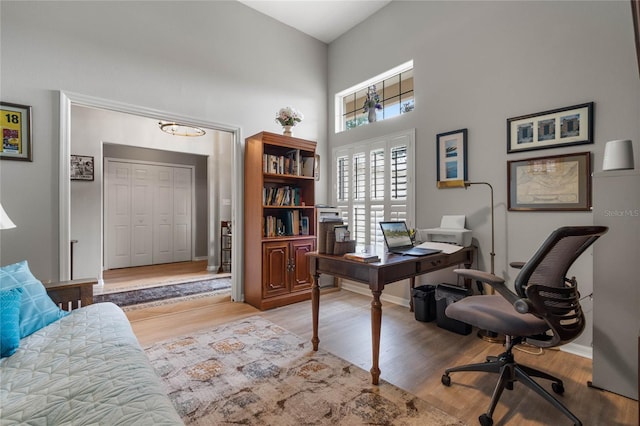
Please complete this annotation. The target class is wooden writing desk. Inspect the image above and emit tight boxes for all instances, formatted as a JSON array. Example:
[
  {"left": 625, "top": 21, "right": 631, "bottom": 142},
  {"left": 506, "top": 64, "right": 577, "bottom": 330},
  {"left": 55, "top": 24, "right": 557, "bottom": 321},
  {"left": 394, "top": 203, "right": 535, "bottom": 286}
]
[{"left": 308, "top": 246, "right": 474, "bottom": 385}]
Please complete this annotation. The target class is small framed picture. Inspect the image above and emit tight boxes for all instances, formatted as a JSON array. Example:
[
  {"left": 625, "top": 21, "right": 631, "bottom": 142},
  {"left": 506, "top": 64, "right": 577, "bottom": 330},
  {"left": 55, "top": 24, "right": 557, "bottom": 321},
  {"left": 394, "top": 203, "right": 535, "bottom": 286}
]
[
  {"left": 71, "top": 155, "right": 95, "bottom": 181},
  {"left": 301, "top": 216, "right": 309, "bottom": 235},
  {"left": 507, "top": 102, "right": 593, "bottom": 153},
  {"left": 507, "top": 151, "right": 591, "bottom": 211},
  {"left": 1, "top": 102, "right": 32, "bottom": 161},
  {"left": 436, "top": 128, "right": 468, "bottom": 188}
]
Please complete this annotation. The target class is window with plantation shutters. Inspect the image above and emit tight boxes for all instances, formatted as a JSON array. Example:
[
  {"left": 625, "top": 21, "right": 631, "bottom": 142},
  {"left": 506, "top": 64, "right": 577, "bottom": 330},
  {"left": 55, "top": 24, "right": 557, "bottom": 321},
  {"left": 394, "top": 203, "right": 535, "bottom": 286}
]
[
  {"left": 336, "top": 156, "right": 349, "bottom": 202},
  {"left": 333, "top": 130, "right": 415, "bottom": 249}
]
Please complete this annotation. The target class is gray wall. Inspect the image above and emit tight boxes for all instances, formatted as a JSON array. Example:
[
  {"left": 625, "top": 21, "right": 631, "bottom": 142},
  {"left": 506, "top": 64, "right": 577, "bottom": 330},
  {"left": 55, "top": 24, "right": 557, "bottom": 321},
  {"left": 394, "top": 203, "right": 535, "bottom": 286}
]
[
  {"left": 328, "top": 1, "right": 640, "bottom": 351},
  {"left": 0, "top": 1, "right": 328, "bottom": 280}
]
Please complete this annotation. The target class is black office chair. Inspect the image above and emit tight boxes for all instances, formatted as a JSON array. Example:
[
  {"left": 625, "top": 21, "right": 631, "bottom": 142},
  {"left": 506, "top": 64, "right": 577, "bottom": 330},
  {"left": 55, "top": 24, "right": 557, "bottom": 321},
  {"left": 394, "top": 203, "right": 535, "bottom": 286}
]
[{"left": 441, "top": 226, "right": 608, "bottom": 426}]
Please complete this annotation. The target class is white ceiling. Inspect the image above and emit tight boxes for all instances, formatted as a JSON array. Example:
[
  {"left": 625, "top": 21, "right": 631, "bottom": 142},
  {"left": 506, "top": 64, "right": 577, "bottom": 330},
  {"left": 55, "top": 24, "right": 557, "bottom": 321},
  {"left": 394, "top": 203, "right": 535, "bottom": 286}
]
[{"left": 238, "top": 1, "right": 392, "bottom": 44}]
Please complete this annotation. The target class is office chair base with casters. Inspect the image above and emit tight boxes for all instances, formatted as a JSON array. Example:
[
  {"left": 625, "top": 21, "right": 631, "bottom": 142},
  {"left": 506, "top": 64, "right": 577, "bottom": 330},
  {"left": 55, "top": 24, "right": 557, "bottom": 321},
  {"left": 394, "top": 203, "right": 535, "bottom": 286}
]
[{"left": 441, "top": 336, "right": 581, "bottom": 426}]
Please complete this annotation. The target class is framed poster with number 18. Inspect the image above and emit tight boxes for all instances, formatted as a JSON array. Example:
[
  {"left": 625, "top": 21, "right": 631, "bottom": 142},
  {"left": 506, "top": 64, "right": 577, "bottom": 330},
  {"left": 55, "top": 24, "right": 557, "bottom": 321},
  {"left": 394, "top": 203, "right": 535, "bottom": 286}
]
[{"left": 1, "top": 102, "right": 32, "bottom": 161}]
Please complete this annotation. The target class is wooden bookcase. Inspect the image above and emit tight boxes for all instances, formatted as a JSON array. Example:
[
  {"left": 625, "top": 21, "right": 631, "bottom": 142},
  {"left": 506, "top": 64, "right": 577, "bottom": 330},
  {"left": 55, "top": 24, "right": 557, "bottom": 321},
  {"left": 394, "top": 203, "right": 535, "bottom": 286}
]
[{"left": 244, "top": 131, "right": 316, "bottom": 310}]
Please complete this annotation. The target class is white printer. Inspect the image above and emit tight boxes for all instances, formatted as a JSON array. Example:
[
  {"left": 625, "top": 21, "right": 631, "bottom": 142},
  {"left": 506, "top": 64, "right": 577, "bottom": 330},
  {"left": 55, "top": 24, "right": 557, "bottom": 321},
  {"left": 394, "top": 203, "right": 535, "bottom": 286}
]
[{"left": 422, "top": 215, "right": 472, "bottom": 247}]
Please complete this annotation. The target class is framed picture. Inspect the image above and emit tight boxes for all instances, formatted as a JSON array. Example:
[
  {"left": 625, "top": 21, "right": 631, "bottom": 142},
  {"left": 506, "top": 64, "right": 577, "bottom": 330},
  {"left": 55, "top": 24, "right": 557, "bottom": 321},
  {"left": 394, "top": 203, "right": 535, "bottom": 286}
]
[
  {"left": 70, "top": 155, "right": 95, "bottom": 181},
  {"left": 507, "top": 102, "right": 594, "bottom": 153},
  {"left": 0, "top": 102, "right": 32, "bottom": 161},
  {"left": 507, "top": 151, "right": 591, "bottom": 211},
  {"left": 436, "top": 128, "right": 468, "bottom": 188},
  {"left": 301, "top": 216, "right": 309, "bottom": 235}
]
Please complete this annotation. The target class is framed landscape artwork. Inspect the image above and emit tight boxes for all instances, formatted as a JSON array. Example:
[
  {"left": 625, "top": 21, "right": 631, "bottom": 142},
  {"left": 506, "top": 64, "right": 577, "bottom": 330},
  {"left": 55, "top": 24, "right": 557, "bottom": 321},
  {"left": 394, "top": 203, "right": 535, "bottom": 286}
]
[
  {"left": 508, "top": 151, "right": 591, "bottom": 211},
  {"left": 436, "top": 128, "right": 468, "bottom": 188},
  {"left": 507, "top": 102, "right": 593, "bottom": 153}
]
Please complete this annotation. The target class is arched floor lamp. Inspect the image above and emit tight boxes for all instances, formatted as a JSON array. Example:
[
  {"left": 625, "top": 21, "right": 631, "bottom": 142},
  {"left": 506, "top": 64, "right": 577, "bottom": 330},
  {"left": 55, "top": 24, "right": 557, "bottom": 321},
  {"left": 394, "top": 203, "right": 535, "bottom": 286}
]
[{"left": 452, "top": 180, "right": 504, "bottom": 343}]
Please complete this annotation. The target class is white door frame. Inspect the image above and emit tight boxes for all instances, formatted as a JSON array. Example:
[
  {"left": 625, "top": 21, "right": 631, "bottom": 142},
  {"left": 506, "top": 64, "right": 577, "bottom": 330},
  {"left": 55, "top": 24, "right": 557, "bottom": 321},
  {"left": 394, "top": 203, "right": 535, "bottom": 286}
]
[{"left": 59, "top": 91, "right": 245, "bottom": 302}]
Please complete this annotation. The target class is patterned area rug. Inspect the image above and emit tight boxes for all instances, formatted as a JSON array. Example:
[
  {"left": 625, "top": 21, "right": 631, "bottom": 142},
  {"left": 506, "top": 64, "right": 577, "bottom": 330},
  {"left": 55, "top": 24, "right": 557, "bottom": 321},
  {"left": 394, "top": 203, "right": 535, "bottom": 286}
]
[
  {"left": 94, "top": 277, "right": 231, "bottom": 309},
  {"left": 144, "top": 316, "right": 466, "bottom": 425}
]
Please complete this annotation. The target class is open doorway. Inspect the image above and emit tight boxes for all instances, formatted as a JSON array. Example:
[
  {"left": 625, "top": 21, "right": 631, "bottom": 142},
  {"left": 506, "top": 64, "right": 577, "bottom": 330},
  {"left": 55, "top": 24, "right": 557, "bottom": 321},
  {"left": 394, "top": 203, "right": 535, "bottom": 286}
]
[{"left": 59, "top": 91, "right": 244, "bottom": 304}]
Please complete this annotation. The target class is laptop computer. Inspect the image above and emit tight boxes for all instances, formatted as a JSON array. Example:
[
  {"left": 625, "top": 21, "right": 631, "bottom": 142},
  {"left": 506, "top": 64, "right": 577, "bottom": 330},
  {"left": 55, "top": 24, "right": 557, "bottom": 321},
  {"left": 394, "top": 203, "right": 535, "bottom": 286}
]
[{"left": 379, "top": 221, "right": 442, "bottom": 256}]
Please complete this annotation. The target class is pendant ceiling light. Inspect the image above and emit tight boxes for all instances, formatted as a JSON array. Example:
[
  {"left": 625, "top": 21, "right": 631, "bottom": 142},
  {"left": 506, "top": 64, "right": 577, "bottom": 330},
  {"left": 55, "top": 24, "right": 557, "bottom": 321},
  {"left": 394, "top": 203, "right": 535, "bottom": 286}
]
[{"left": 158, "top": 121, "right": 206, "bottom": 137}]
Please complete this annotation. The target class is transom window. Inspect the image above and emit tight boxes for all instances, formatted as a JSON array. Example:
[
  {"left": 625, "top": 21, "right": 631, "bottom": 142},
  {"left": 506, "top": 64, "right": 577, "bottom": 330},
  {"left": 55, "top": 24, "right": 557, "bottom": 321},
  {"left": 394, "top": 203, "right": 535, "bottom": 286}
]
[
  {"left": 333, "top": 130, "right": 415, "bottom": 248},
  {"left": 335, "top": 60, "right": 414, "bottom": 133}
]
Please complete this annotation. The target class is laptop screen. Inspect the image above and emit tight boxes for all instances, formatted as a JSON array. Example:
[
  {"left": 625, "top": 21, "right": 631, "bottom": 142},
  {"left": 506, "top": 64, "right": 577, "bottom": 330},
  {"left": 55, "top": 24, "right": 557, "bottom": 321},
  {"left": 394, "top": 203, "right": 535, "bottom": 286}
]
[{"left": 379, "top": 221, "right": 413, "bottom": 249}]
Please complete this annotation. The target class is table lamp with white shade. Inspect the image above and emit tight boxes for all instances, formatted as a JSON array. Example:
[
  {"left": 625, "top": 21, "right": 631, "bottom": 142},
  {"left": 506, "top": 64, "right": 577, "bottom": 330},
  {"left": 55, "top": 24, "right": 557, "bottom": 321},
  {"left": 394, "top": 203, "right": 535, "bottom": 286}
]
[
  {"left": 0, "top": 202, "right": 16, "bottom": 230},
  {"left": 602, "top": 139, "right": 634, "bottom": 171}
]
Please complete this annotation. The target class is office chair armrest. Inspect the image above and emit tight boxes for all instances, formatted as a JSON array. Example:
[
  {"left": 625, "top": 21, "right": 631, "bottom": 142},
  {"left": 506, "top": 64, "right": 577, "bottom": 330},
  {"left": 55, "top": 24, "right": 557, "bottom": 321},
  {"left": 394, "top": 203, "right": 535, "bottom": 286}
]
[
  {"left": 454, "top": 268, "right": 504, "bottom": 287},
  {"left": 514, "top": 298, "right": 534, "bottom": 314},
  {"left": 509, "top": 261, "right": 526, "bottom": 269},
  {"left": 454, "top": 268, "right": 520, "bottom": 304}
]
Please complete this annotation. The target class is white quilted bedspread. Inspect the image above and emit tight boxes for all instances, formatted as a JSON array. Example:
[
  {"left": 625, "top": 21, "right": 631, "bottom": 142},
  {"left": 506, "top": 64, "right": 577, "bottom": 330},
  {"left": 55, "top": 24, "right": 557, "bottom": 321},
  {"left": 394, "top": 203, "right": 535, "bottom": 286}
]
[{"left": 0, "top": 302, "right": 183, "bottom": 425}]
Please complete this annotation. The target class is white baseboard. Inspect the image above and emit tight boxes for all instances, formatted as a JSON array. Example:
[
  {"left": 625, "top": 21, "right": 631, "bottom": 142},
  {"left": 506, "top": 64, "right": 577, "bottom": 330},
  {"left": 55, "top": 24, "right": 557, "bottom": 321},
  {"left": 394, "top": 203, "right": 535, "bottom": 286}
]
[
  {"left": 560, "top": 343, "right": 592, "bottom": 359},
  {"left": 340, "top": 281, "right": 410, "bottom": 308}
]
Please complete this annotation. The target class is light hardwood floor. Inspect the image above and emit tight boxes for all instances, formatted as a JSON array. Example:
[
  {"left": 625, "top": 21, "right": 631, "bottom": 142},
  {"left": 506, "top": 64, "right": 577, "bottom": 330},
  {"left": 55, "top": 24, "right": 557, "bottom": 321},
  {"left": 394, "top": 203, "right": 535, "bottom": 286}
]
[
  {"left": 127, "top": 289, "right": 638, "bottom": 426},
  {"left": 99, "top": 260, "right": 221, "bottom": 294}
]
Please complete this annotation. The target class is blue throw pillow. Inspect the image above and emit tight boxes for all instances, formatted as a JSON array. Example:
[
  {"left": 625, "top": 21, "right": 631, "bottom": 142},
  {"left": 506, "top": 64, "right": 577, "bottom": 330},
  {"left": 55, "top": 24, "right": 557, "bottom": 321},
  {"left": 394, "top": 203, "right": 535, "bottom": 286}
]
[
  {"left": 0, "top": 260, "right": 69, "bottom": 338},
  {"left": 1, "top": 287, "right": 23, "bottom": 357}
]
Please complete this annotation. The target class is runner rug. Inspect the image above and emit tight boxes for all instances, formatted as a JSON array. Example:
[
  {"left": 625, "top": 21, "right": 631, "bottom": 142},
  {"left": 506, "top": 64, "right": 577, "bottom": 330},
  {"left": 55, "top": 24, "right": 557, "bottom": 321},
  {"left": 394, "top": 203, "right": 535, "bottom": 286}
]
[
  {"left": 94, "top": 277, "right": 231, "bottom": 309},
  {"left": 144, "top": 316, "right": 466, "bottom": 426}
]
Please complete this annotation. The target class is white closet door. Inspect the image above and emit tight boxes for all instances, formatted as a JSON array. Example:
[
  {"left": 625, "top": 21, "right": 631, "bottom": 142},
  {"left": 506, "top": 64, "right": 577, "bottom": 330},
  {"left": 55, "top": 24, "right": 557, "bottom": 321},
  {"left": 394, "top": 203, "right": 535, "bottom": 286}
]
[
  {"left": 153, "top": 166, "right": 174, "bottom": 264},
  {"left": 130, "top": 164, "right": 154, "bottom": 266},
  {"left": 106, "top": 160, "right": 193, "bottom": 269},
  {"left": 106, "top": 162, "right": 132, "bottom": 269},
  {"left": 173, "top": 167, "right": 192, "bottom": 262}
]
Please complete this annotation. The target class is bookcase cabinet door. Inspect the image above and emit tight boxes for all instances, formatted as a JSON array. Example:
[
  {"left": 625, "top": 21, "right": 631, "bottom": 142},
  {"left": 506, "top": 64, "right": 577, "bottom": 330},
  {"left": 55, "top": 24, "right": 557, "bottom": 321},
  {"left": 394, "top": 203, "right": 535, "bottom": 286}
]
[
  {"left": 291, "top": 238, "right": 314, "bottom": 292},
  {"left": 262, "top": 241, "right": 290, "bottom": 298}
]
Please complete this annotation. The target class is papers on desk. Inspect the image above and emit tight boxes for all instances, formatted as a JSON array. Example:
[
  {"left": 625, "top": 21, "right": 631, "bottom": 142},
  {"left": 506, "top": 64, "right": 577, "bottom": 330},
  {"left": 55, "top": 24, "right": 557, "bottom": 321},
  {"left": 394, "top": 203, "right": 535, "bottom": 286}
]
[{"left": 416, "top": 241, "right": 465, "bottom": 254}]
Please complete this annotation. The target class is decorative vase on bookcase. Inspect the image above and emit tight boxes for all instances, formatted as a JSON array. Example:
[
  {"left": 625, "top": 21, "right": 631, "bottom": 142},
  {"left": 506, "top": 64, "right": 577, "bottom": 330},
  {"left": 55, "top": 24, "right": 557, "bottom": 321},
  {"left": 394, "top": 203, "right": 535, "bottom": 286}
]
[{"left": 283, "top": 125, "right": 292, "bottom": 136}]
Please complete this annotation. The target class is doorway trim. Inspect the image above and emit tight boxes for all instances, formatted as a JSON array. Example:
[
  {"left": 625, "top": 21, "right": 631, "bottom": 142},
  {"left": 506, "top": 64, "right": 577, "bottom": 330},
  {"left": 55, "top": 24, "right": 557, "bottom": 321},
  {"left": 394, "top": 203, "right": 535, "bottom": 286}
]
[{"left": 59, "top": 91, "right": 245, "bottom": 302}]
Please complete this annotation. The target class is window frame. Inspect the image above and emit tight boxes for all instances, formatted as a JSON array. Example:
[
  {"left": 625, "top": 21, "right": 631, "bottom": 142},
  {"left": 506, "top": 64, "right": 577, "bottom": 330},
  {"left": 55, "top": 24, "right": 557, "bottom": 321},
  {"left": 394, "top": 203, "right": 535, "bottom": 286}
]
[
  {"left": 332, "top": 129, "right": 416, "bottom": 249},
  {"left": 334, "top": 60, "right": 414, "bottom": 133}
]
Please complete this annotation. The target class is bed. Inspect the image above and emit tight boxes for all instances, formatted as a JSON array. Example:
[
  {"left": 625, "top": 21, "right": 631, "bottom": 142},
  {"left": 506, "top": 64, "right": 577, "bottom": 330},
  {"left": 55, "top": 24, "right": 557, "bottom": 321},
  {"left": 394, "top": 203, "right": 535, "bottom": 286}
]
[{"left": 0, "top": 261, "right": 183, "bottom": 425}]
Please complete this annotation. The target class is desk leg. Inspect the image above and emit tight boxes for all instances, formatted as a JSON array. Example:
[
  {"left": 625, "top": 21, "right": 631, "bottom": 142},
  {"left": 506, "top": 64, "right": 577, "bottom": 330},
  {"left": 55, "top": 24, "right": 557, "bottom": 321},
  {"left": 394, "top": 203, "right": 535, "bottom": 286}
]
[
  {"left": 311, "top": 271, "right": 320, "bottom": 351},
  {"left": 409, "top": 277, "right": 415, "bottom": 312},
  {"left": 370, "top": 289, "right": 382, "bottom": 385}
]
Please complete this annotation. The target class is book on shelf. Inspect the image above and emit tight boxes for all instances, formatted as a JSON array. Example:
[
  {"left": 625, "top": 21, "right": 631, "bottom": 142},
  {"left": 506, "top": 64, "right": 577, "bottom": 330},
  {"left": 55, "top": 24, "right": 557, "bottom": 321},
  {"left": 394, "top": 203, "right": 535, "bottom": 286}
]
[
  {"left": 284, "top": 210, "right": 300, "bottom": 236},
  {"left": 287, "top": 149, "right": 301, "bottom": 176},
  {"left": 301, "top": 156, "right": 314, "bottom": 177},
  {"left": 262, "top": 150, "right": 305, "bottom": 176},
  {"left": 263, "top": 186, "right": 302, "bottom": 206},
  {"left": 343, "top": 252, "right": 380, "bottom": 263},
  {"left": 264, "top": 210, "right": 301, "bottom": 237}
]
